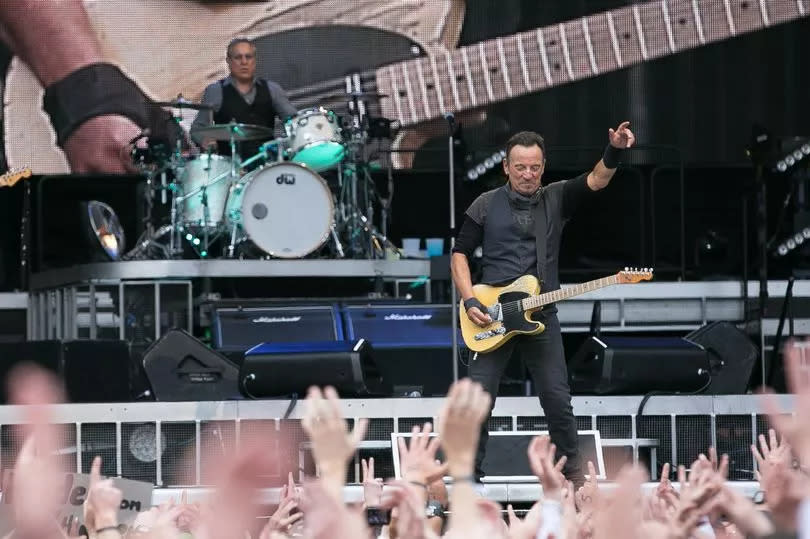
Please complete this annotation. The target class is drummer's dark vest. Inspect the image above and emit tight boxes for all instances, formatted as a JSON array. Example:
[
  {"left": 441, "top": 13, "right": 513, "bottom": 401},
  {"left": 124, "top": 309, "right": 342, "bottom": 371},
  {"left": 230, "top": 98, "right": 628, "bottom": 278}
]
[{"left": 214, "top": 78, "right": 276, "bottom": 158}]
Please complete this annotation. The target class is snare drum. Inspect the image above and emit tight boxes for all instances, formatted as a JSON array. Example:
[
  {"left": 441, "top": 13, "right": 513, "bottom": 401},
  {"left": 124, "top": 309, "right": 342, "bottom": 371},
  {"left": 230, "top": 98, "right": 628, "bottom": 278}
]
[
  {"left": 285, "top": 107, "right": 345, "bottom": 171},
  {"left": 226, "top": 162, "right": 334, "bottom": 258},
  {"left": 177, "top": 154, "right": 234, "bottom": 228}
]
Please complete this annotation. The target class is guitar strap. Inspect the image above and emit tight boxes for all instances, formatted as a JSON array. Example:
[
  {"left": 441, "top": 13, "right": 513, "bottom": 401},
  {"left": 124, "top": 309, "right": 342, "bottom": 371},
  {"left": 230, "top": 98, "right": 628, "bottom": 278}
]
[{"left": 533, "top": 189, "right": 549, "bottom": 286}]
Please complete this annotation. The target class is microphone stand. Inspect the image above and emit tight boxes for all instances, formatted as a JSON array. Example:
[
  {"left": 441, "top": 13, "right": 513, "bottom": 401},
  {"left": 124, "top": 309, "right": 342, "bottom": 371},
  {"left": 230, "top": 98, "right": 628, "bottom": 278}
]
[{"left": 446, "top": 114, "right": 459, "bottom": 382}]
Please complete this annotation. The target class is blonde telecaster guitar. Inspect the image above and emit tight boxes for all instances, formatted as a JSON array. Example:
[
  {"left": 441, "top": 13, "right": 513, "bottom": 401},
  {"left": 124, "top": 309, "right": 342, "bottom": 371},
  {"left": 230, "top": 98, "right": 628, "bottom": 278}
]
[
  {"left": 3, "top": 0, "right": 809, "bottom": 173},
  {"left": 0, "top": 168, "right": 32, "bottom": 188},
  {"left": 460, "top": 269, "right": 653, "bottom": 354}
]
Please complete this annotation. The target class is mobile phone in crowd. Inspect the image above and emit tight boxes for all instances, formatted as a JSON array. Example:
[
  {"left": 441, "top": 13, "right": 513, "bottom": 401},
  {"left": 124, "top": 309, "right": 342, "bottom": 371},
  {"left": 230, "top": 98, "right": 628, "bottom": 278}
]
[{"left": 365, "top": 506, "right": 392, "bottom": 526}]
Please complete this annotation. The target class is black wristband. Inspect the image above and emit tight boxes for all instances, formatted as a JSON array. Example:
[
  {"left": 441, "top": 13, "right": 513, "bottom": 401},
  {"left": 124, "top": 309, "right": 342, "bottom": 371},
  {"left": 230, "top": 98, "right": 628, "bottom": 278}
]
[
  {"left": 43, "top": 63, "right": 151, "bottom": 147},
  {"left": 463, "top": 297, "right": 485, "bottom": 313},
  {"left": 602, "top": 144, "right": 624, "bottom": 169}
]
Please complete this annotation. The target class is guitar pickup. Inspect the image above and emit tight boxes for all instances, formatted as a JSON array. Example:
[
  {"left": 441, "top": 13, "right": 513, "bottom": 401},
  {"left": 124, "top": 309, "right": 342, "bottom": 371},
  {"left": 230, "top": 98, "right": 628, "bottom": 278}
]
[
  {"left": 473, "top": 325, "right": 506, "bottom": 341},
  {"left": 486, "top": 304, "right": 502, "bottom": 321}
]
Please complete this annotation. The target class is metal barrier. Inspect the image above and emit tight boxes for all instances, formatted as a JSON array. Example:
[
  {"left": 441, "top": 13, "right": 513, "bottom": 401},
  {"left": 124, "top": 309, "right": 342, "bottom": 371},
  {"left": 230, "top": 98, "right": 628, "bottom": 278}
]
[{"left": 0, "top": 394, "right": 793, "bottom": 493}]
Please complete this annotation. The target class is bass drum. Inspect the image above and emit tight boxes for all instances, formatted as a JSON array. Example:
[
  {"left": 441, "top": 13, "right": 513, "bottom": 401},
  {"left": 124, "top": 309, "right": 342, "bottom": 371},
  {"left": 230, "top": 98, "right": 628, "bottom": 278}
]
[{"left": 226, "top": 162, "right": 334, "bottom": 258}]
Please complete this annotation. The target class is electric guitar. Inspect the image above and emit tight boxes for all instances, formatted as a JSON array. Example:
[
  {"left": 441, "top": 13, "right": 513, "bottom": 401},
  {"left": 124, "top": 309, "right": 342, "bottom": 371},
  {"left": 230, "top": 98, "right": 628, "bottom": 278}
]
[
  {"left": 0, "top": 168, "right": 32, "bottom": 188},
  {"left": 460, "top": 269, "right": 653, "bottom": 353},
  {"left": 3, "top": 0, "right": 808, "bottom": 173}
]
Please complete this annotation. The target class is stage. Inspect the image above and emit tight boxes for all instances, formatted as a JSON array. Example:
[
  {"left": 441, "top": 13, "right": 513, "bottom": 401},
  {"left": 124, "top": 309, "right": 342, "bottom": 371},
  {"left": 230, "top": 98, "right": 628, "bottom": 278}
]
[{"left": 19, "top": 261, "right": 810, "bottom": 340}]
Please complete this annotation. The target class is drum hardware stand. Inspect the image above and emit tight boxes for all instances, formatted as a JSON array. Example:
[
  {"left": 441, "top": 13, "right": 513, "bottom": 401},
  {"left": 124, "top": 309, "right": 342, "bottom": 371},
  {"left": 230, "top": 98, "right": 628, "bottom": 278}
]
[
  {"left": 330, "top": 223, "right": 345, "bottom": 258},
  {"left": 446, "top": 112, "right": 460, "bottom": 382},
  {"left": 337, "top": 88, "right": 392, "bottom": 259}
]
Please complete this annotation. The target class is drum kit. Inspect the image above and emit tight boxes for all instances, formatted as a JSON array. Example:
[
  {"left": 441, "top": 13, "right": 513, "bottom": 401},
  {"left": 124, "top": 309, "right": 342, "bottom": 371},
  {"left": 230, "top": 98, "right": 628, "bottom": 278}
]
[{"left": 126, "top": 94, "right": 396, "bottom": 261}]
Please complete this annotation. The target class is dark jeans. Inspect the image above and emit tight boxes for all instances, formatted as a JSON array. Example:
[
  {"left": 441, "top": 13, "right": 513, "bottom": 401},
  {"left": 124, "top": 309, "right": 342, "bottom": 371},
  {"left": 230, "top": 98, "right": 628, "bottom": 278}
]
[{"left": 468, "top": 313, "right": 584, "bottom": 484}]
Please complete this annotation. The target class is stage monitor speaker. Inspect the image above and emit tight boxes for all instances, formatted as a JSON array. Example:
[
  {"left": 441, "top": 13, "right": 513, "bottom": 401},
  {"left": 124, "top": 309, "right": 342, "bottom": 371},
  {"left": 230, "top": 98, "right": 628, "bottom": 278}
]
[
  {"left": 142, "top": 329, "right": 240, "bottom": 401},
  {"left": 684, "top": 321, "right": 757, "bottom": 394},
  {"left": 0, "top": 340, "right": 130, "bottom": 403},
  {"left": 239, "top": 339, "right": 389, "bottom": 398},
  {"left": 341, "top": 304, "right": 466, "bottom": 397},
  {"left": 212, "top": 304, "right": 342, "bottom": 352},
  {"left": 569, "top": 336, "right": 711, "bottom": 395}
]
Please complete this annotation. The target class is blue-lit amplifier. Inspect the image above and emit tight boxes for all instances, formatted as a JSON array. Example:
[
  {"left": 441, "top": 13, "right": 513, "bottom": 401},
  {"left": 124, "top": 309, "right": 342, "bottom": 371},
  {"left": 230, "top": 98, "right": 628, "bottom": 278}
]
[
  {"left": 341, "top": 304, "right": 467, "bottom": 397},
  {"left": 213, "top": 304, "right": 343, "bottom": 353}
]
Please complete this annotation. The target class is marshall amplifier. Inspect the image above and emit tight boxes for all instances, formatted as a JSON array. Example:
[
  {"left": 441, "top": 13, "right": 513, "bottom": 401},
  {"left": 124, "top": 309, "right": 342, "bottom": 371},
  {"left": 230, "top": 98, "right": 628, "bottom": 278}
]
[
  {"left": 341, "top": 304, "right": 467, "bottom": 397},
  {"left": 213, "top": 304, "right": 343, "bottom": 356}
]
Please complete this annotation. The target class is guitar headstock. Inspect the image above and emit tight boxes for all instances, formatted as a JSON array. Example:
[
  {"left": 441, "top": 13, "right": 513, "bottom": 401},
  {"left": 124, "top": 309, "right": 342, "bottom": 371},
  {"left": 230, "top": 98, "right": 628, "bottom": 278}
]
[
  {"left": 616, "top": 267, "right": 654, "bottom": 284},
  {"left": 0, "top": 167, "right": 32, "bottom": 188}
]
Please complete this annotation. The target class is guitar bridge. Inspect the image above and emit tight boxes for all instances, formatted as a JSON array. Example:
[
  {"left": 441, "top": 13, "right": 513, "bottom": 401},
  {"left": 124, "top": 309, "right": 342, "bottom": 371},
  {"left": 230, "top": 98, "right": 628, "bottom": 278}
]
[{"left": 473, "top": 325, "right": 506, "bottom": 341}]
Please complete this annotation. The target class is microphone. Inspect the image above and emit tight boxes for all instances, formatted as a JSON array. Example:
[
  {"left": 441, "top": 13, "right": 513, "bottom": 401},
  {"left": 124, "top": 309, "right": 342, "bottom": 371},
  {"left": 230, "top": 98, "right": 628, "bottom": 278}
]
[
  {"left": 444, "top": 112, "right": 455, "bottom": 136},
  {"left": 128, "top": 128, "right": 151, "bottom": 145}
]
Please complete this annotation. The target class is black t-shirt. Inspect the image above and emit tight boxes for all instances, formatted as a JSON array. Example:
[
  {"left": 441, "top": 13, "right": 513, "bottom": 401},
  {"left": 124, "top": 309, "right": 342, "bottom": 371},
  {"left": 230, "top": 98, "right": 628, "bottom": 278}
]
[{"left": 453, "top": 173, "right": 594, "bottom": 289}]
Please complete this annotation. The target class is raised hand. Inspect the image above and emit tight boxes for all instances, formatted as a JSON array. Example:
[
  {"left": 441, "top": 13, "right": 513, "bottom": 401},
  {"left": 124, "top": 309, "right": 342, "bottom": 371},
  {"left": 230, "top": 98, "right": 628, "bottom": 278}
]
[
  {"left": 302, "top": 386, "right": 368, "bottom": 499},
  {"left": 436, "top": 379, "right": 491, "bottom": 477},
  {"left": 506, "top": 503, "right": 542, "bottom": 539},
  {"left": 260, "top": 485, "right": 303, "bottom": 538},
  {"left": 8, "top": 364, "right": 69, "bottom": 539},
  {"left": 361, "top": 457, "right": 384, "bottom": 507},
  {"left": 608, "top": 121, "right": 635, "bottom": 149},
  {"left": 84, "top": 456, "right": 123, "bottom": 534},
  {"left": 751, "top": 428, "right": 793, "bottom": 488},
  {"left": 381, "top": 481, "right": 437, "bottom": 539},
  {"left": 575, "top": 460, "right": 600, "bottom": 513},
  {"left": 527, "top": 435, "right": 567, "bottom": 501},
  {"left": 762, "top": 340, "right": 810, "bottom": 466},
  {"left": 398, "top": 422, "right": 449, "bottom": 486}
]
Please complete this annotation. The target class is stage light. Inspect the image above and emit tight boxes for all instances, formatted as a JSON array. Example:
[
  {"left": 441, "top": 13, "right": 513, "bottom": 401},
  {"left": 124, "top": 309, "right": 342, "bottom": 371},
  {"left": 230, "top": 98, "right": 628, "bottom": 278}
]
[
  {"left": 465, "top": 149, "right": 506, "bottom": 181},
  {"left": 775, "top": 226, "right": 810, "bottom": 257},
  {"left": 772, "top": 138, "right": 810, "bottom": 173},
  {"left": 85, "top": 200, "right": 125, "bottom": 260},
  {"left": 129, "top": 423, "right": 166, "bottom": 463}
]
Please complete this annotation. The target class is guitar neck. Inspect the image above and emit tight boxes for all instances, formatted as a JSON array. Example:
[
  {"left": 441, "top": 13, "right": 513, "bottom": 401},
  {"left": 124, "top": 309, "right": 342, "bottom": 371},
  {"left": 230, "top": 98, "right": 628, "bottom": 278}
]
[
  {"left": 377, "top": 0, "right": 808, "bottom": 126},
  {"left": 521, "top": 275, "right": 620, "bottom": 310}
]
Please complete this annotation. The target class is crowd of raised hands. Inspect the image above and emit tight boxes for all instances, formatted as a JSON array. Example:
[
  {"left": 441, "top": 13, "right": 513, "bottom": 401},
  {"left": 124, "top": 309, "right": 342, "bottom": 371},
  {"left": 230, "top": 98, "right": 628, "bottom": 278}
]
[{"left": 2, "top": 341, "right": 810, "bottom": 539}]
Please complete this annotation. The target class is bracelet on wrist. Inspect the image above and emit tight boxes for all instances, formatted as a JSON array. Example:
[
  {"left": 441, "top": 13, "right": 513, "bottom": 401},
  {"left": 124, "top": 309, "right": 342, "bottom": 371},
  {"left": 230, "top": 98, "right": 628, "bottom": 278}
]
[
  {"left": 408, "top": 480, "right": 428, "bottom": 490},
  {"left": 451, "top": 474, "right": 476, "bottom": 484},
  {"left": 602, "top": 144, "right": 624, "bottom": 169},
  {"left": 95, "top": 525, "right": 121, "bottom": 535}
]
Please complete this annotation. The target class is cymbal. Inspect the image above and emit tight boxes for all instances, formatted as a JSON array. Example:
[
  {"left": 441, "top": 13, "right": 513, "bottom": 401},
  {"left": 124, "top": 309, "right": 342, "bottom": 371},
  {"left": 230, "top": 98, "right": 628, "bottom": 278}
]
[
  {"left": 191, "top": 123, "right": 275, "bottom": 141},
  {"left": 324, "top": 91, "right": 389, "bottom": 101},
  {"left": 155, "top": 99, "right": 213, "bottom": 110}
]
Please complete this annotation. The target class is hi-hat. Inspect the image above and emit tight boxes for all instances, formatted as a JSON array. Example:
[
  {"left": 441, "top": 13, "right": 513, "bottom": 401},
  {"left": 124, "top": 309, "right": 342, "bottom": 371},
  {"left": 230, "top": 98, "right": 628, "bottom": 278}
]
[
  {"left": 324, "top": 91, "right": 389, "bottom": 101},
  {"left": 155, "top": 99, "right": 213, "bottom": 111},
  {"left": 190, "top": 122, "right": 275, "bottom": 141}
]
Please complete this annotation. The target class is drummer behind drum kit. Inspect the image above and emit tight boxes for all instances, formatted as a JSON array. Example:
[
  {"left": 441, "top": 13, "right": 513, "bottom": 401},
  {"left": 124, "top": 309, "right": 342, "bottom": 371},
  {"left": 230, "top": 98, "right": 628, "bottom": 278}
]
[{"left": 126, "top": 93, "right": 397, "bottom": 261}]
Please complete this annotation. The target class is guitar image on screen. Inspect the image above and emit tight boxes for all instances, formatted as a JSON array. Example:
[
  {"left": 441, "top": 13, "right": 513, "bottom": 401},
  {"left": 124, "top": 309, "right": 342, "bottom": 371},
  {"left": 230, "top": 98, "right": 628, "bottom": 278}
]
[
  {"left": 0, "top": 167, "right": 32, "bottom": 188},
  {"left": 3, "top": 0, "right": 807, "bottom": 173}
]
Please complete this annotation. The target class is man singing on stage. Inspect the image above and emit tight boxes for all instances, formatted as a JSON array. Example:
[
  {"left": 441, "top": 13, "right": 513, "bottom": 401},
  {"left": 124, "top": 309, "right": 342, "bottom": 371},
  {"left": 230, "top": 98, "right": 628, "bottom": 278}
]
[{"left": 451, "top": 122, "right": 636, "bottom": 485}]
